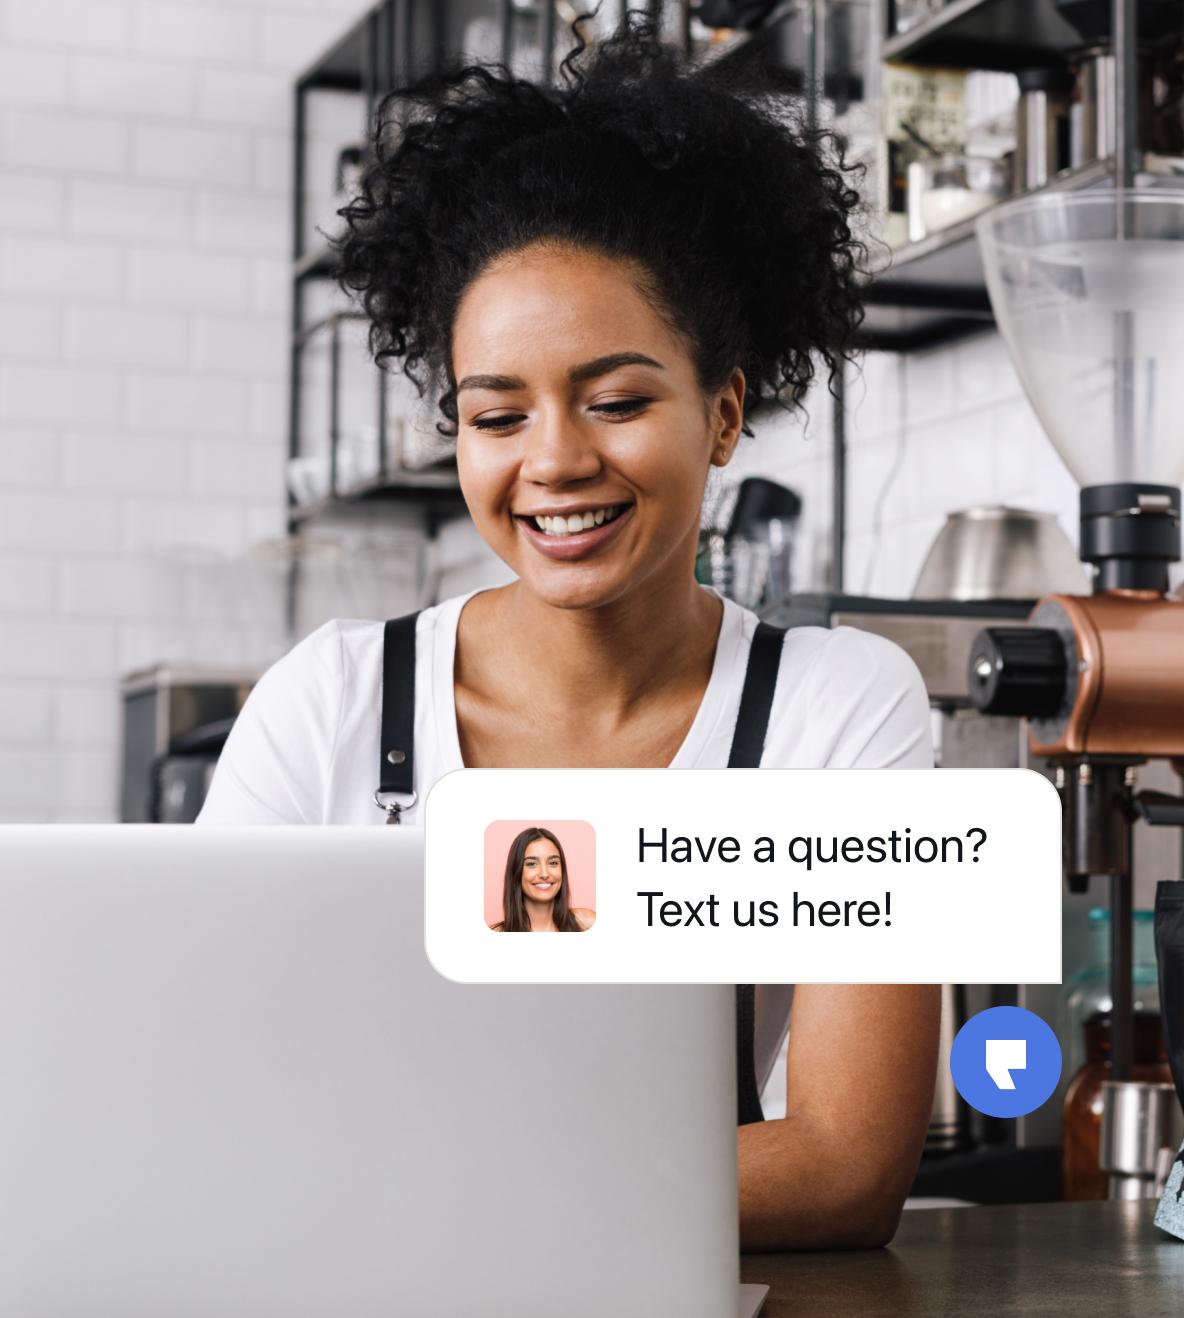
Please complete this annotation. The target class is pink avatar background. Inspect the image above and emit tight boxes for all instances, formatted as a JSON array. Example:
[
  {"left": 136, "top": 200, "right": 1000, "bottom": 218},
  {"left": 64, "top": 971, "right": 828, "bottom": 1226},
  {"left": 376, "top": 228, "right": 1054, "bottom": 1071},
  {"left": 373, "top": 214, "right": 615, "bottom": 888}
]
[{"left": 484, "top": 819, "right": 597, "bottom": 927}]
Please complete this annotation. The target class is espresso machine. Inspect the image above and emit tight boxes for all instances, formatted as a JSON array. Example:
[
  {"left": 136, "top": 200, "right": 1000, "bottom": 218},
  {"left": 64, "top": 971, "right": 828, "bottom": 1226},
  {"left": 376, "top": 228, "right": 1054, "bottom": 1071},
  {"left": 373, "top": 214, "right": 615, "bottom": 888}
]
[{"left": 966, "top": 189, "right": 1184, "bottom": 1191}]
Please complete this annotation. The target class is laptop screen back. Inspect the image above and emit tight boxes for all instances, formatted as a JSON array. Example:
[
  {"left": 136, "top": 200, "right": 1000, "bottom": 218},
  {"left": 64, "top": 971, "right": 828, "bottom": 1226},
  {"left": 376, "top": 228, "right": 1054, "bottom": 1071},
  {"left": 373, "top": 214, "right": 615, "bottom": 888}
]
[{"left": 0, "top": 826, "right": 739, "bottom": 1318}]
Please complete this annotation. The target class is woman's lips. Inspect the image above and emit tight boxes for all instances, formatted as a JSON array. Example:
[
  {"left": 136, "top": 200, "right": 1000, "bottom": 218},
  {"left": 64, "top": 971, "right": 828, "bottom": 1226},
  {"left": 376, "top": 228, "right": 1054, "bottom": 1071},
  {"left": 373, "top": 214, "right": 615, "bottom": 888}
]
[{"left": 516, "top": 504, "right": 634, "bottom": 561}]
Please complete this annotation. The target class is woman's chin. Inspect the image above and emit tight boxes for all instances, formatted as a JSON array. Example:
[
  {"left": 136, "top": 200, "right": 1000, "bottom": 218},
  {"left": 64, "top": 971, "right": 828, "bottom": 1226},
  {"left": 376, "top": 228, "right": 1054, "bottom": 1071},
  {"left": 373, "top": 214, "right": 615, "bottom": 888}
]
[{"left": 516, "top": 561, "right": 635, "bottom": 612}]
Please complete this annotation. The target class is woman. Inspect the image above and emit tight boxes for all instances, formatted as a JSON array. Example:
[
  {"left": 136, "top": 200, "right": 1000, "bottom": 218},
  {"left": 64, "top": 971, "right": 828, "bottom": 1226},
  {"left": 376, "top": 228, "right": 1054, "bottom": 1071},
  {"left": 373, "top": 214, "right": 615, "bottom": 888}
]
[
  {"left": 489, "top": 826, "right": 595, "bottom": 932},
  {"left": 198, "top": 13, "right": 939, "bottom": 1250}
]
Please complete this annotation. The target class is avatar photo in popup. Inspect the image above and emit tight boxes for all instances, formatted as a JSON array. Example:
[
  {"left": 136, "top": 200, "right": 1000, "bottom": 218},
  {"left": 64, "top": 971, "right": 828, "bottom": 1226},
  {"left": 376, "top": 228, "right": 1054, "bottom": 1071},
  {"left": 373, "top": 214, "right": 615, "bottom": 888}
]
[{"left": 486, "top": 821, "right": 596, "bottom": 933}]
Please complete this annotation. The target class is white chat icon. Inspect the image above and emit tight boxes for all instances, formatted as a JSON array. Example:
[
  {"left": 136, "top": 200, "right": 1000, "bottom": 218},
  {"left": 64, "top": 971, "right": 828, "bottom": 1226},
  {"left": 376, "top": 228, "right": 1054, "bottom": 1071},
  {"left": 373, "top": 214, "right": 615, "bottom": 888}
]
[{"left": 985, "top": 1038, "right": 1027, "bottom": 1090}]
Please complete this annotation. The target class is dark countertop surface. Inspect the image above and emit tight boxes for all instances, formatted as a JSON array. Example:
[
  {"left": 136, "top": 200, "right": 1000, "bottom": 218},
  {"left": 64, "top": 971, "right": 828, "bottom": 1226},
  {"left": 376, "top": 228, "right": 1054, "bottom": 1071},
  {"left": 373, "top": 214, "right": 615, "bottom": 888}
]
[{"left": 741, "top": 1199, "right": 1184, "bottom": 1317}]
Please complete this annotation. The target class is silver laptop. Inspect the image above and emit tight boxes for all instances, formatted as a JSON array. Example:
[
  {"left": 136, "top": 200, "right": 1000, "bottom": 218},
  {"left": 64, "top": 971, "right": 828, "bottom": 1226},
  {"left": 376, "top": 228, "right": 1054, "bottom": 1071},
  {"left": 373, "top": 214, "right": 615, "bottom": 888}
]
[{"left": 0, "top": 826, "right": 767, "bottom": 1318}]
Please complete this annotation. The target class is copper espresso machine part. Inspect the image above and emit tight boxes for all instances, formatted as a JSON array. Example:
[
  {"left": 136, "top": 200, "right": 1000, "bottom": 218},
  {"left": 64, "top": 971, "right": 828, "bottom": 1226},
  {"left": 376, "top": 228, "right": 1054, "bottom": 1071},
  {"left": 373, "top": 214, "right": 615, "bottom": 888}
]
[{"left": 1023, "top": 589, "right": 1184, "bottom": 761}]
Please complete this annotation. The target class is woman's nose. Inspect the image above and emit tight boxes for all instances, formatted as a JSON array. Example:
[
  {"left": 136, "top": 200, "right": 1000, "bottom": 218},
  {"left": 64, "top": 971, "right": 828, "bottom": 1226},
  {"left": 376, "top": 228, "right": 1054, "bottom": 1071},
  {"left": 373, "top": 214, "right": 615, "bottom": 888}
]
[{"left": 518, "top": 407, "right": 602, "bottom": 486}]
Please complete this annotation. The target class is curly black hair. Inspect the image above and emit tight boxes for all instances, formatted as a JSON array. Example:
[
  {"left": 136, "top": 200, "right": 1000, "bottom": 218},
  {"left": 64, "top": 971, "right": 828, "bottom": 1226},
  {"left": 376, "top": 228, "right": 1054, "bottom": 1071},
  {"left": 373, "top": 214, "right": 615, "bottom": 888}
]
[{"left": 336, "top": 8, "right": 864, "bottom": 438}]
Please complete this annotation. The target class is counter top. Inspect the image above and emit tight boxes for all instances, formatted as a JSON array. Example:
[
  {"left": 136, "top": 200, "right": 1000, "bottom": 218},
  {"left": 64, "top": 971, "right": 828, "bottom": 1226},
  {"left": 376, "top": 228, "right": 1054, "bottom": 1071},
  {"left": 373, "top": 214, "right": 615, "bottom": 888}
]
[{"left": 741, "top": 1199, "right": 1184, "bottom": 1317}]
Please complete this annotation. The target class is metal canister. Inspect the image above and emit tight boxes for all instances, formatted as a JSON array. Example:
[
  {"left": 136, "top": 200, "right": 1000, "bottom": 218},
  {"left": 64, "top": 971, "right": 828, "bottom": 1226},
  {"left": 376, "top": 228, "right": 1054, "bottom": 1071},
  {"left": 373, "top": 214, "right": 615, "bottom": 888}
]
[
  {"left": 1015, "top": 66, "right": 1074, "bottom": 191},
  {"left": 1076, "top": 48, "right": 1117, "bottom": 165},
  {"left": 1099, "top": 1079, "right": 1184, "bottom": 1199},
  {"left": 1074, "top": 46, "right": 1154, "bottom": 169}
]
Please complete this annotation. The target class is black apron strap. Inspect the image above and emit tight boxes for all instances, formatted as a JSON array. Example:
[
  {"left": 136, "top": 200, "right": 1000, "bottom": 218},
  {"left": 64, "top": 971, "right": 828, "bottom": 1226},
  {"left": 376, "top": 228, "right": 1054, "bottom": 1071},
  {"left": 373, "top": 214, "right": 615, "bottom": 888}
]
[
  {"left": 376, "top": 611, "right": 421, "bottom": 823},
  {"left": 728, "top": 620, "right": 786, "bottom": 769},
  {"left": 728, "top": 620, "right": 787, "bottom": 1126},
  {"left": 735, "top": 985, "right": 764, "bottom": 1128}
]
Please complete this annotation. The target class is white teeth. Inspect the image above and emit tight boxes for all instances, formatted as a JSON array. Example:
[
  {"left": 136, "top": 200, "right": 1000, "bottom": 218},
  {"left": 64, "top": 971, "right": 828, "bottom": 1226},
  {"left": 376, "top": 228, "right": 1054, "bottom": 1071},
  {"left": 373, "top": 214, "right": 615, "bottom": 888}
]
[{"left": 530, "top": 506, "right": 623, "bottom": 536}]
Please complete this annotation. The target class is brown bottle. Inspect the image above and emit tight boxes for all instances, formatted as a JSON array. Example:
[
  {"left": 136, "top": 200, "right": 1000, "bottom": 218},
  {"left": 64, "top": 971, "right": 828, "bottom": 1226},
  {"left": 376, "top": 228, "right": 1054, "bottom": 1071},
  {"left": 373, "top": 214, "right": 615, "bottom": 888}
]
[{"left": 1062, "top": 1011, "right": 1174, "bottom": 1200}]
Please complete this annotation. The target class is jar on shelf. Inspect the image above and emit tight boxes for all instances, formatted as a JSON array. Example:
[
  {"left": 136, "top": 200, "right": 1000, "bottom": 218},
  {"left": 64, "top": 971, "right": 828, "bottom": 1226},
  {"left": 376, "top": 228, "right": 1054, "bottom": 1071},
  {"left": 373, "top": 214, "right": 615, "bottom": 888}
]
[
  {"left": 1061, "top": 908, "right": 1173, "bottom": 1201},
  {"left": 907, "top": 152, "right": 1011, "bottom": 242},
  {"left": 893, "top": 0, "right": 945, "bottom": 35}
]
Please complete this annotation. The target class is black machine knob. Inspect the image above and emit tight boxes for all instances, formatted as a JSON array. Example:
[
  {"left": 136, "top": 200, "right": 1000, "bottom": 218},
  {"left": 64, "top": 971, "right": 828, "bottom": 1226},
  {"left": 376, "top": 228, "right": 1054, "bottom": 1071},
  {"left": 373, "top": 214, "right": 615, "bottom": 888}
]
[{"left": 967, "top": 627, "right": 1068, "bottom": 718}]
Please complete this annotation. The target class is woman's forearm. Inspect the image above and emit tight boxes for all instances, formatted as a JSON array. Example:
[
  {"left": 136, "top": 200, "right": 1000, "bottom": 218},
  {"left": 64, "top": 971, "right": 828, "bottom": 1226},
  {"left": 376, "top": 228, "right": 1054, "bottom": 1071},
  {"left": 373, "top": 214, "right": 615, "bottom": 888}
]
[{"left": 738, "top": 984, "right": 941, "bottom": 1252}]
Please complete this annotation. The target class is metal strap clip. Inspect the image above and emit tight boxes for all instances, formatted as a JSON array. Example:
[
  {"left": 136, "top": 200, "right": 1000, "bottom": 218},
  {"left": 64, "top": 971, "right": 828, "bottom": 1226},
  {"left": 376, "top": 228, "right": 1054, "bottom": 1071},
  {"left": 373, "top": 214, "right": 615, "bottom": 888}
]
[{"left": 374, "top": 788, "right": 418, "bottom": 824}]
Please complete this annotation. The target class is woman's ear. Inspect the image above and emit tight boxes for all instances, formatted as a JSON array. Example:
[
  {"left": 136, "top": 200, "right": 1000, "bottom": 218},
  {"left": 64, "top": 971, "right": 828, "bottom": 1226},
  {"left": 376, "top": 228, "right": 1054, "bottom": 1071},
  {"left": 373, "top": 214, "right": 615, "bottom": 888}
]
[{"left": 710, "top": 367, "right": 746, "bottom": 468}]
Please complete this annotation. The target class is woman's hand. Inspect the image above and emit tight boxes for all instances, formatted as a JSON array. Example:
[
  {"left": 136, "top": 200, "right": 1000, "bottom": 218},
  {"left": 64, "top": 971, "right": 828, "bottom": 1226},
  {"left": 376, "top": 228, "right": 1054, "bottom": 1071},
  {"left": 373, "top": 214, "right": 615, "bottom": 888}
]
[{"left": 738, "top": 983, "right": 941, "bottom": 1252}]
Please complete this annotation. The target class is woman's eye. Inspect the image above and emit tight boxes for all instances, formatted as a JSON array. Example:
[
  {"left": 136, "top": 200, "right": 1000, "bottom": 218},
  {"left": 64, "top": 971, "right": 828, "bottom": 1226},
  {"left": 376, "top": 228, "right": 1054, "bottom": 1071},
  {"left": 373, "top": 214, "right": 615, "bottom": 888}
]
[
  {"left": 466, "top": 398, "right": 646, "bottom": 429},
  {"left": 592, "top": 398, "right": 649, "bottom": 419},
  {"left": 470, "top": 413, "right": 524, "bottom": 432}
]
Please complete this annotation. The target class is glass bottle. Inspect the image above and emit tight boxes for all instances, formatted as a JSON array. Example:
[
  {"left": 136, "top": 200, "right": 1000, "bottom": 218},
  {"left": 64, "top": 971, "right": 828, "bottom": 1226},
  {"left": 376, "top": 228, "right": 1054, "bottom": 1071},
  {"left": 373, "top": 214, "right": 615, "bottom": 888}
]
[{"left": 1061, "top": 909, "right": 1173, "bottom": 1201}]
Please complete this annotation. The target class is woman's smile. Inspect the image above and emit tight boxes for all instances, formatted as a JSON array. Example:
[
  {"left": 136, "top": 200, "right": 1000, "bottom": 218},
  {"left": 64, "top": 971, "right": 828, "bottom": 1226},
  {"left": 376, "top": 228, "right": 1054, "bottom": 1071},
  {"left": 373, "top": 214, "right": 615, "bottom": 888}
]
[{"left": 514, "top": 501, "right": 635, "bottom": 561}]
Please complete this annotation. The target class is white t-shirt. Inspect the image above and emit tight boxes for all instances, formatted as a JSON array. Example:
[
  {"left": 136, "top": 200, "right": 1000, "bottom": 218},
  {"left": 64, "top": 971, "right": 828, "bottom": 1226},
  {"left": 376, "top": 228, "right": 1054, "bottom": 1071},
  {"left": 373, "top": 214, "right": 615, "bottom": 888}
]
[
  {"left": 197, "top": 586, "right": 933, "bottom": 828},
  {"left": 196, "top": 586, "right": 934, "bottom": 1108}
]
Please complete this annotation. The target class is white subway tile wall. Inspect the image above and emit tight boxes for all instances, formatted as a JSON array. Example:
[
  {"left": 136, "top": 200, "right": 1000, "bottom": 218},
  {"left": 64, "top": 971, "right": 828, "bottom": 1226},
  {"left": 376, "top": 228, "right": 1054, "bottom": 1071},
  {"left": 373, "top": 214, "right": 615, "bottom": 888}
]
[
  {"left": 4, "top": 107, "right": 130, "bottom": 175},
  {"left": 0, "top": 1, "right": 1080, "bottom": 819},
  {"left": 65, "top": 305, "right": 190, "bottom": 367},
  {"left": 0, "top": 299, "right": 59, "bottom": 358},
  {"left": 69, "top": 177, "right": 193, "bottom": 241},
  {"left": 71, "top": 53, "right": 199, "bottom": 118},
  {"left": 0, "top": 0, "right": 370, "bottom": 818}
]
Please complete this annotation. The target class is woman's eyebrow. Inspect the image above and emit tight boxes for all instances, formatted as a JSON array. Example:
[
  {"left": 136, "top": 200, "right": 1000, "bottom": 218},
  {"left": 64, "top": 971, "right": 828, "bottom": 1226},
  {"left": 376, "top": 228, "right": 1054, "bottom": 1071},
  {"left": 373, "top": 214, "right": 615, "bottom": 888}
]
[{"left": 456, "top": 352, "right": 664, "bottom": 395}]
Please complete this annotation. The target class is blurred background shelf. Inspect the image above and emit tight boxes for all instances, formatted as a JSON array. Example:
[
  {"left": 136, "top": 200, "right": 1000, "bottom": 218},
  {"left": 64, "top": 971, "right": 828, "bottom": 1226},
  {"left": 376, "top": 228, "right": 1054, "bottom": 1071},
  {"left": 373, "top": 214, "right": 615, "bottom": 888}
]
[
  {"left": 859, "top": 156, "right": 1115, "bottom": 351},
  {"left": 884, "top": 0, "right": 1184, "bottom": 72},
  {"left": 885, "top": 0, "right": 1091, "bottom": 71},
  {"left": 288, "top": 471, "right": 467, "bottom": 531}
]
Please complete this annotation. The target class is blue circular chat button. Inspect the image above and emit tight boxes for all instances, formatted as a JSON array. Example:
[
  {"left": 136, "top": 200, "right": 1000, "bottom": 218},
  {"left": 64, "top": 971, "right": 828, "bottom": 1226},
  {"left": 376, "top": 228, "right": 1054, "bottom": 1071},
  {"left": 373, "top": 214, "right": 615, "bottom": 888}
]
[{"left": 949, "top": 1006, "right": 1062, "bottom": 1119}]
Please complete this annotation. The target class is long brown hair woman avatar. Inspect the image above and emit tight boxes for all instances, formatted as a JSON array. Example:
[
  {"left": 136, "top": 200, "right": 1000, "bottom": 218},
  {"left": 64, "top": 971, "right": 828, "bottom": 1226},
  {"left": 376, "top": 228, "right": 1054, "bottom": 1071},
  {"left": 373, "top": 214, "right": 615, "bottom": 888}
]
[{"left": 490, "top": 827, "right": 595, "bottom": 932}]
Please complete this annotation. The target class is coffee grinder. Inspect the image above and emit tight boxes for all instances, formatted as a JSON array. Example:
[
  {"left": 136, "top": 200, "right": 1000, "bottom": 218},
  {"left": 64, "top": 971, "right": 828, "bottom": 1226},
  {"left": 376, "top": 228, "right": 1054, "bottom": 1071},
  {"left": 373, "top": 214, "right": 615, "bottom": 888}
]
[{"left": 967, "top": 190, "right": 1184, "bottom": 1188}]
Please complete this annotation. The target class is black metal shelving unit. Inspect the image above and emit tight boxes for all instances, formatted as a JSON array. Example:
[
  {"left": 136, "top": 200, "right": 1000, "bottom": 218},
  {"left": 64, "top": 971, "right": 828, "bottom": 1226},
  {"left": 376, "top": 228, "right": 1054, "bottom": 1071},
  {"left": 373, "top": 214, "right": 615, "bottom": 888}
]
[
  {"left": 865, "top": 0, "right": 1173, "bottom": 352},
  {"left": 289, "top": 0, "right": 456, "bottom": 558}
]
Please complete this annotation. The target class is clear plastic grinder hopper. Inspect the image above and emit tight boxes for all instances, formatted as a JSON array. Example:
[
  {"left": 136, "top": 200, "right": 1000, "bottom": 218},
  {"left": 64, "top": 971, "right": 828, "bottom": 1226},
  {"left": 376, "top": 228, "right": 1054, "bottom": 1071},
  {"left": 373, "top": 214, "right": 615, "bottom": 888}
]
[{"left": 976, "top": 190, "right": 1184, "bottom": 492}]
